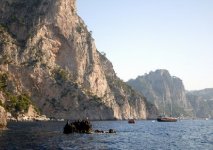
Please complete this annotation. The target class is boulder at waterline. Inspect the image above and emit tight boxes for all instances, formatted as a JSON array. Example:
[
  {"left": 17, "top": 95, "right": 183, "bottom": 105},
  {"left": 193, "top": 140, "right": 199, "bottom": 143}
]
[{"left": 63, "top": 120, "right": 92, "bottom": 134}]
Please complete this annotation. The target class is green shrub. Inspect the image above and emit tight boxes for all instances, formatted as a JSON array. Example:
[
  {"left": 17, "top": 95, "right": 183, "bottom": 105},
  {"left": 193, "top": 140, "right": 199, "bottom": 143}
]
[
  {"left": 5, "top": 93, "right": 31, "bottom": 113},
  {"left": 16, "top": 94, "right": 31, "bottom": 112},
  {"left": 0, "top": 73, "right": 8, "bottom": 91},
  {"left": 34, "top": 106, "right": 41, "bottom": 115},
  {"left": 76, "top": 25, "right": 82, "bottom": 34},
  {"left": 54, "top": 68, "right": 70, "bottom": 84}
]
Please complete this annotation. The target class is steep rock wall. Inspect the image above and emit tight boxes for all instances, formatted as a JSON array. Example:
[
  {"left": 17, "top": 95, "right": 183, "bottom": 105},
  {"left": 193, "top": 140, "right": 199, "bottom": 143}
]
[
  {"left": 0, "top": 0, "right": 155, "bottom": 120},
  {"left": 0, "top": 106, "right": 7, "bottom": 129}
]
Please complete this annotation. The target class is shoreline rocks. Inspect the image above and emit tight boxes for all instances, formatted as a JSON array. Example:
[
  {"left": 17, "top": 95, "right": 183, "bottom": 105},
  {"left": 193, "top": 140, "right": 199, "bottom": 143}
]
[
  {"left": 9, "top": 114, "right": 50, "bottom": 122},
  {"left": 6, "top": 105, "right": 50, "bottom": 122}
]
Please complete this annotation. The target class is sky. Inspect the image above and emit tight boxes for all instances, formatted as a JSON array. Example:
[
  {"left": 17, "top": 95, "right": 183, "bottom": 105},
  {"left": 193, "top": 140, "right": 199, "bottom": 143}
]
[{"left": 77, "top": 0, "right": 213, "bottom": 90}]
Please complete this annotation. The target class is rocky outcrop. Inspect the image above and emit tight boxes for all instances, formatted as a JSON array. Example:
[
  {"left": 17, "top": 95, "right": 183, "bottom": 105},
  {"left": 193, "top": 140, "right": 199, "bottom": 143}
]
[
  {"left": 0, "top": 106, "right": 7, "bottom": 129},
  {"left": 127, "top": 69, "right": 193, "bottom": 117},
  {"left": 63, "top": 120, "right": 92, "bottom": 134},
  {"left": 187, "top": 88, "right": 213, "bottom": 119},
  {"left": 0, "top": 0, "right": 155, "bottom": 120}
]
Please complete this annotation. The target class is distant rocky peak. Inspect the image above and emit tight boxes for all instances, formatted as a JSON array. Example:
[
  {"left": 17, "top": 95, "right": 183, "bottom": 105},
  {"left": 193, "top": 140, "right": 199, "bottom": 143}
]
[
  {"left": 155, "top": 69, "right": 170, "bottom": 76},
  {"left": 127, "top": 69, "right": 193, "bottom": 117},
  {"left": 147, "top": 69, "right": 170, "bottom": 78}
]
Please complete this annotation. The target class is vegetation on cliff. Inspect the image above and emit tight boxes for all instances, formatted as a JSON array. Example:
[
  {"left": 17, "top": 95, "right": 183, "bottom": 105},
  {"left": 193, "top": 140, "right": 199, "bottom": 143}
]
[{"left": 0, "top": 72, "right": 36, "bottom": 117}]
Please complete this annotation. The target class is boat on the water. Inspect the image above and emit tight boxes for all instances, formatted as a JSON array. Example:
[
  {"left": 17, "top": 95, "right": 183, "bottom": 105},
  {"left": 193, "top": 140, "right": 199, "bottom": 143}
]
[
  {"left": 128, "top": 119, "right": 135, "bottom": 124},
  {"left": 157, "top": 96, "right": 177, "bottom": 122},
  {"left": 157, "top": 116, "right": 177, "bottom": 122}
]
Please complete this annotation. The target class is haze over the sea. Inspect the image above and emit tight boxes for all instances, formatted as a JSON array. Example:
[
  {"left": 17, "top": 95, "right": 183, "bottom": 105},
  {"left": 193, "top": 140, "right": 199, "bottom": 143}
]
[{"left": 77, "top": 0, "right": 213, "bottom": 90}]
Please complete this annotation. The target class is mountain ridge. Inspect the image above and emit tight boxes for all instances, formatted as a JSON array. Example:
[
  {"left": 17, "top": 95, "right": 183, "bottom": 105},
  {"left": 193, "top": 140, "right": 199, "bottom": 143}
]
[{"left": 127, "top": 69, "right": 213, "bottom": 118}]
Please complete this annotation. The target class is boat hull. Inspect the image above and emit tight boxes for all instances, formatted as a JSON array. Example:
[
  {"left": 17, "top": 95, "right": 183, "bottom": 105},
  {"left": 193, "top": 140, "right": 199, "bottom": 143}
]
[
  {"left": 128, "top": 119, "right": 135, "bottom": 124},
  {"left": 157, "top": 117, "right": 177, "bottom": 122}
]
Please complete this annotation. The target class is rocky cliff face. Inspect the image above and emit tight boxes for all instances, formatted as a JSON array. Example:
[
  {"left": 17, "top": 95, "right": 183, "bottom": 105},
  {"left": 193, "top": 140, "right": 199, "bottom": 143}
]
[
  {"left": 0, "top": 0, "right": 155, "bottom": 120},
  {"left": 186, "top": 88, "right": 213, "bottom": 119},
  {"left": 127, "top": 69, "right": 193, "bottom": 117},
  {"left": 0, "top": 106, "right": 7, "bottom": 129}
]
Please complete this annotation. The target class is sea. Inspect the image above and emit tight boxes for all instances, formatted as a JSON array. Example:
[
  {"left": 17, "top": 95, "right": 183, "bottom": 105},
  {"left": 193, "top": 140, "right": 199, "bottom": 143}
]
[{"left": 0, "top": 120, "right": 212, "bottom": 150}]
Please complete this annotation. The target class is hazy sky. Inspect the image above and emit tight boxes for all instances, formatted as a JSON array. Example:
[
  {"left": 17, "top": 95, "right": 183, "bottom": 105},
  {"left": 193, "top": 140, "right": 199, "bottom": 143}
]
[{"left": 77, "top": 0, "right": 213, "bottom": 90}]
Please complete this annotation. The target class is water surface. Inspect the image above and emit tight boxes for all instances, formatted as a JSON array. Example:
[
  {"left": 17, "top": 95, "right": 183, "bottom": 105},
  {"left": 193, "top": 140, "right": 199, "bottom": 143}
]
[{"left": 0, "top": 120, "right": 212, "bottom": 150}]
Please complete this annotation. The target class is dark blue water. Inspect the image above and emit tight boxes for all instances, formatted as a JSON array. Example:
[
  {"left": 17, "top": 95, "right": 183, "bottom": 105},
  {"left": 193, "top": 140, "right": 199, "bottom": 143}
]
[{"left": 0, "top": 120, "right": 212, "bottom": 150}]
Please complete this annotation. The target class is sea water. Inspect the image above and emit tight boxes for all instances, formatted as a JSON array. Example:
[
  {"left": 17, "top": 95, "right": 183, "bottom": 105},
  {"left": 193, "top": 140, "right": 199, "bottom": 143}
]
[{"left": 0, "top": 120, "right": 212, "bottom": 150}]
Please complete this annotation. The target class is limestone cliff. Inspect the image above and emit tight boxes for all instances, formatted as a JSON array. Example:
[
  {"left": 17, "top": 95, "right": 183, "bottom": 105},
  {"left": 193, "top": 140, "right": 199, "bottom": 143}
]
[
  {"left": 0, "top": 106, "right": 7, "bottom": 129},
  {"left": 0, "top": 0, "right": 155, "bottom": 120},
  {"left": 127, "top": 69, "right": 193, "bottom": 117},
  {"left": 187, "top": 88, "right": 213, "bottom": 119}
]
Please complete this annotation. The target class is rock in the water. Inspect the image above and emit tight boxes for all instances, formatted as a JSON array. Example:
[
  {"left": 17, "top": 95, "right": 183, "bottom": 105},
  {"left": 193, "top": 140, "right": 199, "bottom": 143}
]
[
  {"left": 63, "top": 120, "right": 92, "bottom": 134},
  {"left": 63, "top": 120, "right": 116, "bottom": 134},
  {"left": 0, "top": 106, "right": 7, "bottom": 129},
  {"left": 108, "top": 129, "right": 116, "bottom": 133},
  {"left": 94, "top": 129, "right": 116, "bottom": 134},
  {"left": 94, "top": 129, "right": 104, "bottom": 133}
]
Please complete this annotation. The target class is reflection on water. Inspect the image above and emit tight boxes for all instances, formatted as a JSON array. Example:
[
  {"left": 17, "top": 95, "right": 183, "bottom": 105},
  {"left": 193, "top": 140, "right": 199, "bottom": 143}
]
[{"left": 0, "top": 120, "right": 212, "bottom": 150}]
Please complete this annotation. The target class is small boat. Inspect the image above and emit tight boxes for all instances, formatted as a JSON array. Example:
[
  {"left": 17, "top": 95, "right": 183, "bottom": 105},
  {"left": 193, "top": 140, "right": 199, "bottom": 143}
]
[
  {"left": 157, "top": 116, "right": 177, "bottom": 122},
  {"left": 157, "top": 96, "right": 177, "bottom": 122},
  {"left": 128, "top": 119, "right": 135, "bottom": 124}
]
